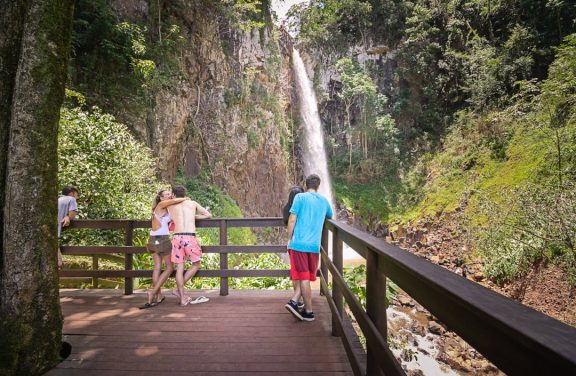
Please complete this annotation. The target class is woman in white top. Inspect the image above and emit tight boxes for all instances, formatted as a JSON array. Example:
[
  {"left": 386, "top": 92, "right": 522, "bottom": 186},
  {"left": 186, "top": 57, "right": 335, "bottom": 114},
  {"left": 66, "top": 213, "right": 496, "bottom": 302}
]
[{"left": 140, "top": 190, "right": 188, "bottom": 309}]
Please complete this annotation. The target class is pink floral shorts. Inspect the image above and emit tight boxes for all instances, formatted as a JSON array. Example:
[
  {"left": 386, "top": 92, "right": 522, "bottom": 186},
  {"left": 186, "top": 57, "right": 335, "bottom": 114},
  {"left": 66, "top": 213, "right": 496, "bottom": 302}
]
[{"left": 171, "top": 234, "right": 202, "bottom": 264}]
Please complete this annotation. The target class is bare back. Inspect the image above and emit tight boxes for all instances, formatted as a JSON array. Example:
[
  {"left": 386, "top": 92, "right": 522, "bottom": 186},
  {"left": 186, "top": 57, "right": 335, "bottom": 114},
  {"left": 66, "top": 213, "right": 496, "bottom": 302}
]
[{"left": 168, "top": 200, "right": 198, "bottom": 233}]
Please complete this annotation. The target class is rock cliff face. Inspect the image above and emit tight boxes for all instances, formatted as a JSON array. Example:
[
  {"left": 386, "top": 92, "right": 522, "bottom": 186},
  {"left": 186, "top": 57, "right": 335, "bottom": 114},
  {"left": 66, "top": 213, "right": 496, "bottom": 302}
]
[{"left": 109, "top": 0, "right": 296, "bottom": 216}]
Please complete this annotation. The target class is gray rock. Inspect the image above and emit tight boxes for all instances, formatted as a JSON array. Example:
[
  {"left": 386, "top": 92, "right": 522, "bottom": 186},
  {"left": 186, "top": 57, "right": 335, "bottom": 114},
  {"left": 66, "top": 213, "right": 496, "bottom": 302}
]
[{"left": 428, "top": 321, "right": 446, "bottom": 335}]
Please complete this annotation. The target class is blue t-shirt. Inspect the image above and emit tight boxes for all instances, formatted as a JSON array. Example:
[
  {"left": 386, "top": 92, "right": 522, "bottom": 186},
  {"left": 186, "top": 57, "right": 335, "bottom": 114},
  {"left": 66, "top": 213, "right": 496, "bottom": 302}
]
[{"left": 288, "top": 192, "right": 333, "bottom": 253}]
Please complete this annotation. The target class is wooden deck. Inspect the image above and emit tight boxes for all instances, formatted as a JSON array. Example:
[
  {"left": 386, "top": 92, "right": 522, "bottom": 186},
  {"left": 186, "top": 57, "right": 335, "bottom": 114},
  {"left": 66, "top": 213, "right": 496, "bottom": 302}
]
[{"left": 46, "top": 289, "right": 354, "bottom": 376}]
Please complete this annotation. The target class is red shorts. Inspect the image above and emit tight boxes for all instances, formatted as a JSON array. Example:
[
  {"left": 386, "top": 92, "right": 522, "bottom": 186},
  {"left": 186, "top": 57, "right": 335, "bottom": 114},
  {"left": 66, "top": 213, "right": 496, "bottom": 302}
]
[
  {"left": 288, "top": 249, "right": 319, "bottom": 281},
  {"left": 171, "top": 234, "right": 202, "bottom": 264}
]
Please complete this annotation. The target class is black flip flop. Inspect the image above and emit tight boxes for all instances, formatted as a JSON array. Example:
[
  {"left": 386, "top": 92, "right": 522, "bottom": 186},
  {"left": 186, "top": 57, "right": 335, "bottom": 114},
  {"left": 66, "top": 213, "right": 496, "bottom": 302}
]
[
  {"left": 156, "top": 296, "right": 166, "bottom": 305},
  {"left": 139, "top": 302, "right": 158, "bottom": 310}
]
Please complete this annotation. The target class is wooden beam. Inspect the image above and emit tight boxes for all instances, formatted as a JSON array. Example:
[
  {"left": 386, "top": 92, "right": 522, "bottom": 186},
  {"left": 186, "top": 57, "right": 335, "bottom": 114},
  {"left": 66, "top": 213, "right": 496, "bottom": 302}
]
[
  {"left": 327, "top": 219, "right": 576, "bottom": 375},
  {"left": 60, "top": 269, "right": 290, "bottom": 278}
]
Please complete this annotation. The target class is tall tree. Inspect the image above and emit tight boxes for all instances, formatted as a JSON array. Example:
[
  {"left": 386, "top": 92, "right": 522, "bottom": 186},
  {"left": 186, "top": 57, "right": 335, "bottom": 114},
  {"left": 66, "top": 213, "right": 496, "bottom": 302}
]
[{"left": 0, "top": 1, "right": 74, "bottom": 375}]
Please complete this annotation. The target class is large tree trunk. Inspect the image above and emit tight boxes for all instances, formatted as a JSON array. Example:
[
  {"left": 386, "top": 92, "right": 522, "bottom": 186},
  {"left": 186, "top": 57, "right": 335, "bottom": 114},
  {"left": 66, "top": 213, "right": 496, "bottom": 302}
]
[
  {"left": 0, "top": 0, "right": 29, "bottom": 278},
  {"left": 0, "top": 1, "right": 73, "bottom": 375}
]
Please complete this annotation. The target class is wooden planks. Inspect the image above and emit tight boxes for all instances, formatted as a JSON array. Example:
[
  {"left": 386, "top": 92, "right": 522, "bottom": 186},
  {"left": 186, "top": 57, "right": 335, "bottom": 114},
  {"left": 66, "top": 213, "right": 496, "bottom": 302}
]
[{"left": 45, "top": 290, "right": 353, "bottom": 376}]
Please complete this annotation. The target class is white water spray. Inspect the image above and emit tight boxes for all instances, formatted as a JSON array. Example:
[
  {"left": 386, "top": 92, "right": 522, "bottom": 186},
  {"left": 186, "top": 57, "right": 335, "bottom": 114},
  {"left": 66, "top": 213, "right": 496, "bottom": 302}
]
[{"left": 291, "top": 48, "right": 335, "bottom": 208}]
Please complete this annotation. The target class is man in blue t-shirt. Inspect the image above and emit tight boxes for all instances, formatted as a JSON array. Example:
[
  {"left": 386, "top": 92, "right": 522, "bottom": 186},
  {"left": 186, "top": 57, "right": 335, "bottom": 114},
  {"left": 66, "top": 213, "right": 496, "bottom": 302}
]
[{"left": 285, "top": 174, "right": 333, "bottom": 321}]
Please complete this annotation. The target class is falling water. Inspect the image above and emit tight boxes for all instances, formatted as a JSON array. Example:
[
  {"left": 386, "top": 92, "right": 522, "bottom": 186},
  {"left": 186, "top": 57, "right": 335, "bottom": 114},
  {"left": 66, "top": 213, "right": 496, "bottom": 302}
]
[
  {"left": 291, "top": 48, "right": 335, "bottom": 208},
  {"left": 291, "top": 49, "right": 455, "bottom": 376}
]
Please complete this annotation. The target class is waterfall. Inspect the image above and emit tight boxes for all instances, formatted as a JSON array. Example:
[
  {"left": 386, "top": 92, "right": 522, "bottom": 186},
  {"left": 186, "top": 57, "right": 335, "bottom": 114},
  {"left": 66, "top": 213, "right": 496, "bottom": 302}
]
[
  {"left": 291, "top": 48, "right": 335, "bottom": 209},
  {"left": 292, "top": 48, "right": 365, "bottom": 264}
]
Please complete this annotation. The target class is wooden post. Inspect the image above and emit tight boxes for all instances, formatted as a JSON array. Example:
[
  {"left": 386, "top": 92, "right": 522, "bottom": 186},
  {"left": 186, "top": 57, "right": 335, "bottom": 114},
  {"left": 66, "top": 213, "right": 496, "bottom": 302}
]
[
  {"left": 320, "top": 225, "right": 328, "bottom": 297},
  {"left": 124, "top": 221, "right": 134, "bottom": 295},
  {"left": 332, "top": 227, "right": 343, "bottom": 337},
  {"left": 92, "top": 255, "right": 99, "bottom": 288},
  {"left": 219, "top": 219, "right": 229, "bottom": 296},
  {"left": 366, "top": 248, "right": 387, "bottom": 376}
]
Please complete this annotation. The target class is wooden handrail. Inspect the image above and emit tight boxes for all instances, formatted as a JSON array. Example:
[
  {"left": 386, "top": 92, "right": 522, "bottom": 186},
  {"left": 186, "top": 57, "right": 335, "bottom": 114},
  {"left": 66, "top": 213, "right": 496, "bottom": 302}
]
[
  {"left": 60, "top": 270, "right": 289, "bottom": 278},
  {"left": 66, "top": 218, "right": 285, "bottom": 229},
  {"left": 61, "top": 245, "right": 288, "bottom": 255},
  {"left": 60, "top": 217, "right": 288, "bottom": 296},
  {"left": 321, "top": 219, "right": 576, "bottom": 376},
  {"left": 321, "top": 248, "right": 403, "bottom": 376}
]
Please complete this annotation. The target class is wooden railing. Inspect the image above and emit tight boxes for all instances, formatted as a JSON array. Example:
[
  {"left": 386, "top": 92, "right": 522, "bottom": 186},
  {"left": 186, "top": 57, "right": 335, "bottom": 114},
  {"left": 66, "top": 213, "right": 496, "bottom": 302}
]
[
  {"left": 60, "top": 217, "right": 576, "bottom": 375},
  {"left": 60, "top": 218, "right": 288, "bottom": 296},
  {"left": 320, "top": 219, "right": 576, "bottom": 376}
]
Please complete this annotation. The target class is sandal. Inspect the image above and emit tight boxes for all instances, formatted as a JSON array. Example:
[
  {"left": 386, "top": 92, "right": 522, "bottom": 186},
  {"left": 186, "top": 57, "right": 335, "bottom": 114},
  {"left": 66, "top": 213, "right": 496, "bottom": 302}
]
[
  {"left": 189, "top": 296, "right": 209, "bottom": 305},
  {"left": 179, "top": 297, "right": 192, "bottom": 307},
  {"left": 139, "top": 301, "right": 158, "bottom": 310}
]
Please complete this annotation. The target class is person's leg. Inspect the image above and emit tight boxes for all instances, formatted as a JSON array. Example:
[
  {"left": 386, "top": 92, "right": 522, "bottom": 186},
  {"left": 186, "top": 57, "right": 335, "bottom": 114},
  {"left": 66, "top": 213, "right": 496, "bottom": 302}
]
[
  {"left": 181, "top": 236, "right": 202, "bottom": 286},
  {"left": 146, "top": 252, "right": 162, "bottom": 304},
  {"left": 170, "top": 235, "right": 189, "bottom": 305},
  {"left": 288, "top": 249, "right": 302, "bottom": 302},
  {"left": 290, "top": 280, "right": 302, "bottom": 303},
  {"left": 57, "top": 247, "right": 63, "bottom": 268},
  {"left": 151, "top": 252, "right": 162, "bottom": 293},
  {"left": 301, "top": 279, "right": 312, "bottom": 312},
  {"left": 285, "top": 249, "right": 306, "bottom": 319},
  {"left": 176, "top": 262, "right": 187, "bottom": 305},
  {"left": 154, "top": 254, "right": 174, "bottom": 301},
  {"left": 302, "top": 252, "right": 320, "bottom": 314},
  {"left": 183, "top": 261, "right": 201, "bottom": 284}
]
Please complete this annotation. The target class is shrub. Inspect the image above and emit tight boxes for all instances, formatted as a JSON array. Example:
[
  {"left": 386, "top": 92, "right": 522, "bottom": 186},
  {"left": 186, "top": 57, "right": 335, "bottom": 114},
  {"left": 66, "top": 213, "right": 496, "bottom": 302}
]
[{"left": 58, "top": 90, "right": 163, "bottom": 246}]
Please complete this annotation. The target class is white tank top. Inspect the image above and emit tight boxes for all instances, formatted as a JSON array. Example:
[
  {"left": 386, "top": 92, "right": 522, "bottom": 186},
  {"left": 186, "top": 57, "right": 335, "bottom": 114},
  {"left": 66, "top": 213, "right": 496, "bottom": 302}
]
[{"left": 150, "top": 210, "right": 171, "bottom": 236}]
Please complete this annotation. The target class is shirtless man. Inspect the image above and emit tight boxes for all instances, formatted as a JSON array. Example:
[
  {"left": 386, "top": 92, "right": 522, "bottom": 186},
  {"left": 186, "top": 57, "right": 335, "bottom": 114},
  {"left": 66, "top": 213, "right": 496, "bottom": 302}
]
[{"left": 168, "top": 185, "right": 212, "bottom": 306}]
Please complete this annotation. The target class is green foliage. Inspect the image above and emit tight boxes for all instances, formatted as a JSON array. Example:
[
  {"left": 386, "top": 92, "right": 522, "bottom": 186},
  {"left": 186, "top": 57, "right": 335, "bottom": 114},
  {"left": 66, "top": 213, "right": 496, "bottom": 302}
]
[
  {"left": 58, "top": 90, "right": 162, "bottom": 245},
  {"left": 334, "top": 179, "right": 405, "bottom": 225},
  {"left": 463, "top": 37, "right": 505, "bottom": 110},
  {"left": 323, "top": 28, "right": 576, "bottom": 288},
  {"left": 224, "top": 87, "right": 241, "bottom": 108},
  {"left": 391, "top": 35, "right": 576, "bottom": 285},
  {"left": 71, "top": 2, "right": 148, "bottom": 98},
  {"left": 470, "top": 35, "right": 576, "bottom": 284},
  {"left": 70, "top": 0, "right": 187, "bottom": 112},
  {"left": 247, "top": 129, "right": 260, "bottom": 149},
  {"left": 336, "top": 58, "right": 377, "bottom": 105},
  {"left": 287, "top": 0, "right": 373, "bottom": 52},
  {"left": 132, "top": 58, "right": 156, "bottom": 82},
  {"left": 229, "top": 253, "right": 292, "bottom": 289},
  {"left": 111, "top": 21, "right": 155, "bottom": 83},
  {"left": 290, "top": 3, "right": 576, "bottom": 295},
  {"left": 474, "top": 183, "right": 576, "bottom": 284},
  {"left": 343, "top": 265, "right": 399, "bottom": 307},
  {"left": 215, "top": 0, "right": 267, "bottom": 32},
  {"left": 332, "top": 58, "right": 399, "bottom": 176},
  {"left": 339, "top": 0, "right": 576, "bottom": 146},
  {"left": 175, "top": 172, "right": 256, "bottom": 247}
]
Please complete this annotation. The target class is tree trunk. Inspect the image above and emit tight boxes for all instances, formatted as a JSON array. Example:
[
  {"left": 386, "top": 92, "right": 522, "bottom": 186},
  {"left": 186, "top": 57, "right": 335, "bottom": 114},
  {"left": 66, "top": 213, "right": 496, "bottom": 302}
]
[
  {"left": 0, "top": 1, "right": 73, "bottom": 375},
  {"left": 0, "top": 0, "right": 29, "bottom": 280}
]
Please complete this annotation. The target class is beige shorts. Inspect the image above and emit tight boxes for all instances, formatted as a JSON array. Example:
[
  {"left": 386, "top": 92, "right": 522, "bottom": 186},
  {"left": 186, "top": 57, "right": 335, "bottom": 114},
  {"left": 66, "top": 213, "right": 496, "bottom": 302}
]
[{"left": 147, "top": 235, "right": 172, "bottom": 255}]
